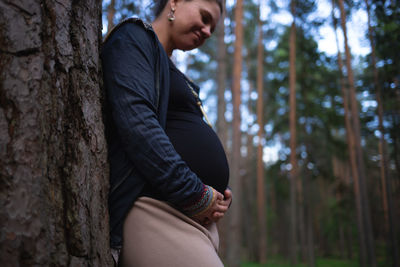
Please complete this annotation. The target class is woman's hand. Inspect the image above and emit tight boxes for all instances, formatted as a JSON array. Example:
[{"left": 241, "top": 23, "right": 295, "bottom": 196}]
[
  {"left": 192, "top": 188, "right": 232, "bottom": 226},
  {"left": 210, "top": 188, "right": 232, "bottom": 222},
  {"left": 192, "top": 188, "right": 226, "bottom": 225}
]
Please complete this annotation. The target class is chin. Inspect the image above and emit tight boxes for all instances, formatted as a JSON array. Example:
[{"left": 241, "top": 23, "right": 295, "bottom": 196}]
[
  {"left": 180, "top": 44, "right": 200, "bottom": 52},
  {"left": 181, "top": 38, "right": 204, "bottom": 51}
]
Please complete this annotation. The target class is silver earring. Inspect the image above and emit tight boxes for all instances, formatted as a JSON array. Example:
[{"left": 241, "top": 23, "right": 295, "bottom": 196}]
[{"left": 168, "top": 8, "right": 175, "bottom": 21}]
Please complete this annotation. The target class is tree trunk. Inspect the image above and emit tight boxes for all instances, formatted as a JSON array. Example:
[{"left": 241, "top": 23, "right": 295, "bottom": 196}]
[
  {"left": 339, "top": 224, "right": 346, "bottom": 259},
  {"left": 289, "top": 0, "right": 298, "bottom": 265},
  {"left": 216, "top": 0, "right": 228, "bottom": 153},
  {"left": 297, "top": 175, "right": 307, "bottom": 263},
  {"left": 107, "top": 0, "right": 116, "bottom": 34},
  {"left": 215, "top": 0, "right": 229, "bottom": 260},
  {"left": 364, "top": 1, "right": 399, "bottom": 265},
  {"left": 331, "top": 1, "right": 367, "bottom": 265},
  {"left": 0, "top": 0, "right": 110, "bottom": 266},
  {"left": 227, "top": 0, "right": 244, "bottom": 266},
  {"left": 244, "top": 129, "right": 257, "bottom": 262},
  {"left": 256, "top": 4, "right": 267, "bottom": 264},
  {"left": 305, "top": 196, "right": 315, "bottom": 267},
  {"left": 332, "top": 157, "right": 345, "bottom": 260},
  {"left": 243, "top": 81, "right": 258, "bottom": 260},
  {"left": 246, "top": 77, "right": 260, "bottom": 261},
  {"left": 391, "top": 111, "right": 400, "bottom": 189},
  {"left": 345, "top": 225, "right": 354, "bottom": 260},
  {"left": 338, "top": 0, "right": 376, "bottom": 265}
]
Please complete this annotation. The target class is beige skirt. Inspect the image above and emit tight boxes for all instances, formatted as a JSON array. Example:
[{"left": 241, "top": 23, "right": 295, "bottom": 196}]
[{"left": 122, "top": 197, "right": 224, "bottom": 267}]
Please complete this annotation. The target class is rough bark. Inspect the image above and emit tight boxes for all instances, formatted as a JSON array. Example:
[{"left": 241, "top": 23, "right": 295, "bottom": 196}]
[
  {"left": 0, "top": 0, "right": 110, "bottom": 266},
  {"left": 289, "top": 1, "right": 298, "bottom": 265},
  {"left": 338, "top": 0, "right": 376, "bottom": 265},
  {"left": 256, "top": 5, "right": 267, "bottom": 264},
  {"left": 226, "top": 0, "right": 244, "bottom": 265}
]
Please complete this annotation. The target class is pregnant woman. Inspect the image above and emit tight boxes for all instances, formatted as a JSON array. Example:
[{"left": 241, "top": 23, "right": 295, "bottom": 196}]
[{"left": 101, "top": 0, "right": 231, "bottom": 266}]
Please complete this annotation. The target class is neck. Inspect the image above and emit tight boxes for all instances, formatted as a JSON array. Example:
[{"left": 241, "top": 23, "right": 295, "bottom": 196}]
[{"left": 152, "top": 19, "right": 174, "bottom": 57}]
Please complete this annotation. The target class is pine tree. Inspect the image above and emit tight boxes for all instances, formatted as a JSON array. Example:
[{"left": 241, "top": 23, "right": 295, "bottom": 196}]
[
  {"left": 338, "top": 0, "right": 376, "bottom": 265},
  {"left": 227, "top": 0, "right": 244, "bottom": 266},
  {"left": 256, "top": 2, "right": 267, "bottom": 263},
  {"left": 289, "top": 0, "right": 298, "bottom": 265}
]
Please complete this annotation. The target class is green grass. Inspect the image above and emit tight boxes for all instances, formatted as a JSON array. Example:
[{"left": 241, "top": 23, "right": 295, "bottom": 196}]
[{"left": 241, "top": 257, "right": 359, "bottom": 267}]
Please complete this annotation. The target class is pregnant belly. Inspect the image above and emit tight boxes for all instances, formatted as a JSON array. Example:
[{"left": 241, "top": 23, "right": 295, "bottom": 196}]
[{"left": 166, "top": 113, "right": 229, "bottom": 193}]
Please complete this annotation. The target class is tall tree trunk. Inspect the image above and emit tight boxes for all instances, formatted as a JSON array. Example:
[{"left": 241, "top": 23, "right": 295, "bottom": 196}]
[
  {"left": 0, "top": 0, "right": 110, "bottom": 266},
  {"left": 297, "top": 173, "right": 307, "bottom": 263},
  {"left": 332, "top": 157, "right": 343, "bottom": 260},
  {"left": 256, "top": 4, "right": 267, "bottom": 264},
  {"left": 289, "top": 0, "right": 298, "bottom": 265},
  {"left": 392, "top": 111, "right": 400, "bottom": 188},
  {"left": 216, "top": 0, "right": 228, "bottom": 153},
  {"left": 216, "top": 0, "right": 229, "bottom": 260},
  {"left": 331, "top": 1, "right": 367, "bottom": 265},
  {"left": 339, "top": 224, "right": 346, "bottom": 259},
  {"left": 227, "top": 0, "right": 244, "bottom": 266},
  {"left": 364, "top": 0, "right": 388, "bottom": 234},
  {"left": 305, "top": 188, "right": 315, "bottom": 267},
  {"left": 107, "top": 0, "right": 116, "bottom": 33},
  {"left": 346, "top": 224, "right": 354, "bottom": 260},
  {"left": 244, "top": 128, "right": 257, "bottom": 262},
  {"left": 302, "top": 130, "right": 315, "bottom": 267},
  {"left": 333, "top": 157, "right": 346, "bottom": 260},
  {"left": 243, "top": 81, "right": 257, "bottom": 261},
  {"left": 338, "top": 0, "right": 376, "bottom": 266},
  {"left": 364, "top": 1, "right": 399, "bottom": 266}
]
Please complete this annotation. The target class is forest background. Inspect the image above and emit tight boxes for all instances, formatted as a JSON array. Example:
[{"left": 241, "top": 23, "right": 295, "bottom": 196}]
[{"left": 0, "top": 0, "right": 399, "bottom": 266}]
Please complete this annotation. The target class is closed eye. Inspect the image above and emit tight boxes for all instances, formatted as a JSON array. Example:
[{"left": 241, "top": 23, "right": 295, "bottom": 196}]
[{"left": 200, "top": 10, "right": 216, "bottom": 32}]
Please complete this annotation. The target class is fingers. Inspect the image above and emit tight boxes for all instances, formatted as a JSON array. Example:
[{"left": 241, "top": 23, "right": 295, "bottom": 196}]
[
  {"left": 211, "top": 188, "right": 231, "bottom": 212},
  {"left": 213, "top": 189, "right": 224, "bottom": 201},
  {"left": 216, "top": 202, "right": 229, "bottom": 212},
  {"left": 210, "top": 211, "right": 224, "bottom": 222},
  {"left": 220, "top": 188, "right": 232, "bottom": 208},
  {"left": 192, "top": 187, "right": 232, "bottom": 226},
  {"left": 219, "top": 199, "right": 232, "bottom": 209},
  {"left": 224, "top": 188, "right": 232, "bottom": 200},
  {"left": 217, "top": 196, "right": 232, "bottom": 209},
  {"left": 209, "top": 199, "right": 228, "bottom": 212}
]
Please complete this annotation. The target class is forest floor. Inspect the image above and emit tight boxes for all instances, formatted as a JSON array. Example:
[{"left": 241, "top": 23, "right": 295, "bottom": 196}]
[{"left": 242, "top": 258, "right": 359, "bottom": 267}]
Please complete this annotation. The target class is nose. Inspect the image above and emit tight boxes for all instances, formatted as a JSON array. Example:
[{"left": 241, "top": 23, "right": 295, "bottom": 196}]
[{"left": 201, "top": 25, "right": 212, "bottom": 39}]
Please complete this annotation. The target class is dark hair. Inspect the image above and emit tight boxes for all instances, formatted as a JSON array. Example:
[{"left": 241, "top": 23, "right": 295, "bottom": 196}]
[{"left": 154, "top": 0, "right": 223, "bottom": 18}]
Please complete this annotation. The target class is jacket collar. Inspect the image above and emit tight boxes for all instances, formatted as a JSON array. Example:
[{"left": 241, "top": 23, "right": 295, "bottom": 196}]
[{"left": 103, "top": 17, "right": 154, "bottom": 44}]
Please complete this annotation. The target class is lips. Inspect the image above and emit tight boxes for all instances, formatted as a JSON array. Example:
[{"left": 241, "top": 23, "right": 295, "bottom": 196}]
[{"left": 193, "top": 32, "right": 201, "bottom": 44}]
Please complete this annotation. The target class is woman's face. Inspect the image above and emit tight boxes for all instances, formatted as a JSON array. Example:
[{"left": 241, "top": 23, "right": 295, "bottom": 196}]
[{"left": 169, "top": 0, "right": 221, "bottom": 51}]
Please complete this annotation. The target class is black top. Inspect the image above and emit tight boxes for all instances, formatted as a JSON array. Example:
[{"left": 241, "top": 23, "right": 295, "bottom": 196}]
[
  {"left": 165, "top": 60, "right": 229, "bottom": 193},
  {"left": 102, "top": 19, "right": 212, "bottom": 248}
]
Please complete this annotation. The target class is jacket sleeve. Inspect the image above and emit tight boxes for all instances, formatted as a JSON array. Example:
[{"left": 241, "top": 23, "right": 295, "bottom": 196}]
[{"left": 101, "top": 23, "right": 213, "bottom": 216}]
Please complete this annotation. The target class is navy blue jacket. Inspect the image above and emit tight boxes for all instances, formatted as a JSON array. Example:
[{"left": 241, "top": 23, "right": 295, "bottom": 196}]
[{"left": 101, "top": 19, "right": 210, "bottom": 248}]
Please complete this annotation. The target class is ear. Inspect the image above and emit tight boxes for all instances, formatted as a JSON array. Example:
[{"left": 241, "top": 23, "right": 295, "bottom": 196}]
[
  {"left": 170, "top": 0, "right": 182, "bottom": 10},
  {"left": 170, "top": 0, "right": 177, "bottom": 10}
]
